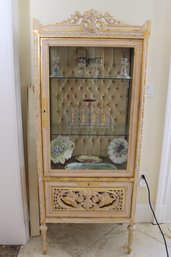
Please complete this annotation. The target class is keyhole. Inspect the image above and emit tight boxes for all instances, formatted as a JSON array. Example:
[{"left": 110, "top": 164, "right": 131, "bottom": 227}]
[{"left": 43, "top": 109, "right": 46, "bottom": 113}]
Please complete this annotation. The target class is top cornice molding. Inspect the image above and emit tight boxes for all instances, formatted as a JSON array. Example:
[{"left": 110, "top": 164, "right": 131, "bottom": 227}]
[{"left": 33, "top": 9, "right": 151, "bottom": 38}]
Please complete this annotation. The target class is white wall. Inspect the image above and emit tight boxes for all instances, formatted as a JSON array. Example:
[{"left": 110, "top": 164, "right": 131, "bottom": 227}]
[{"left": 0, "top": 0, "right": 28, "bottom": 244}]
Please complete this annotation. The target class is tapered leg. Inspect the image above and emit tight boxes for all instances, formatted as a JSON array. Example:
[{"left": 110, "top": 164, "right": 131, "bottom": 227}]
[
  {"left": 127, "top": 224, "right": 136, "bottom": 254},
  {"left": 40, "top": 224, "right": 48, "bottom": 254}
]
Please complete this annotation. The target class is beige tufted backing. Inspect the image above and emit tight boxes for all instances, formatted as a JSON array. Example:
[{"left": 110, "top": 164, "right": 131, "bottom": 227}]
[{"left": 50, "top": 47, "right": 132, "bottom": 157}]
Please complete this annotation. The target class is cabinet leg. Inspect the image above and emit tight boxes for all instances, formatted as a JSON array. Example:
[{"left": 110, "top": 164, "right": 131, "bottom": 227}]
[
  {"left": 127, "top": 224, "right": 136, "bottom": 254},
  {"left": 40, "top": 224, "right": 48, "bottom": 254}
]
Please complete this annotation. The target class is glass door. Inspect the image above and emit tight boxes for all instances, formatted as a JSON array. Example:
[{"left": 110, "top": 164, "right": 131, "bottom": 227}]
[{"left": 41, "top": 39, "right": 142, "bottom": 176}]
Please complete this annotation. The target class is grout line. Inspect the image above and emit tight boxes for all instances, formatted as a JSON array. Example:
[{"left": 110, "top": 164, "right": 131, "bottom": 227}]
[
  {"left": 137, "top": 228, "right": 171, "bottom": 249},
  {"left": 74, "top": 224, "right": 119, "bottom": 257}
]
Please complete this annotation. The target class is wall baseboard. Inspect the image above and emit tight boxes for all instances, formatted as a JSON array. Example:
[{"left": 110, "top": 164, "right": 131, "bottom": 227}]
[
  {"left": 135, "top": 204, "right": 153, "bottom": 223},
  {"left": 154, "top": 204, "right": 165, "bottom": 223},
  {"left": 155, "top": 205, "right": 171, "bottom": 224}
]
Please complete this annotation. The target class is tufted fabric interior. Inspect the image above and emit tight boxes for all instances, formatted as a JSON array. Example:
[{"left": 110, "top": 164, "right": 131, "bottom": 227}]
[{"left": 50, "top": 47, "right": 132, "bottom": 157}]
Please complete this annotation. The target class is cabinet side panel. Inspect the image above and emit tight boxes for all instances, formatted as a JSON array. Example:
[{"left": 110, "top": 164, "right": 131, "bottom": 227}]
[{"left": 34, "top": 31, "right": 45, "bottom": 225}]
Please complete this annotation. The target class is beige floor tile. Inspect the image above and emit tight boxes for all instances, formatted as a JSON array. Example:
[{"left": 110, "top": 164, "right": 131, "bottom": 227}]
[
  {"left": 80, "top": 224, "right": 171, "bottom": 257},
  {"left": 137, "top": 223, "right": 171, "bottom": 247},
  {"left": 18, "top": 223, "right": 171, "bottom": 257}
]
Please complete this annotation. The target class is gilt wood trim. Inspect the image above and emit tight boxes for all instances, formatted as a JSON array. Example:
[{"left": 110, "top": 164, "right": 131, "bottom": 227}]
[
  {"left": 130, "top": 22, "right": 151, "bottom": 220},
  {"left": 33, "top": 9, "right": 150, "bottom": 39},
  {"left": 45, "top": 217, "right": 131, "bottom": 224},
  {"left": 33, "top": 29, "right": 46, "bottom": 224}
]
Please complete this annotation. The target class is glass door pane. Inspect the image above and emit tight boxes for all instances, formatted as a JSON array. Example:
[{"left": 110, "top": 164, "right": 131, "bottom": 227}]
[{"left": 49, "top": 46, "right": 134, "bottom": 171}]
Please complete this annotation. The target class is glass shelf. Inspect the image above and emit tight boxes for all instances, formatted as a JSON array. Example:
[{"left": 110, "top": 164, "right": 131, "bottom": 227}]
[
  {"left": 51, "top": 132, "right": 128, "bottom": 137},
  {"left": 49, "top": 75, "right": 132, "bottom": 80}
]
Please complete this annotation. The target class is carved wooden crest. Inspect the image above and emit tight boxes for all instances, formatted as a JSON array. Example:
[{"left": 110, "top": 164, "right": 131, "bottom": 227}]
[
  {"left": 60, "top": 9, "right": 125, "bottom": 33},
  {"left": 33, "top": 9, "right": 150, "bottom": 38}
]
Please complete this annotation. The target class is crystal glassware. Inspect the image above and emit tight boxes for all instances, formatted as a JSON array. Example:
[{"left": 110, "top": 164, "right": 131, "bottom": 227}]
[
  {"left": 51, "top": 56, "right": 60, "bottom": 76},
  {"left": 87, "top": 58, "right": 96, "bottom": 77},
  {"left": 77, "top": 57, "right": 86, "bottom": 77},
  {"left": 117, "top": 57, "right": 130, "bottom": 78},
  {"left": 95, "top": 57, "right": 104, "bottom": 77}
]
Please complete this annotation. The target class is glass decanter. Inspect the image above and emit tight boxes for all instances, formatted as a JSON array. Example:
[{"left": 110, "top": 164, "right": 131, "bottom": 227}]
[
  {"left": 95, "top": 57, "right": 104, "bottom": 77},
  {"left": 51, "top": 56, "right": 60, "bottom": 76},
  {"left": 117, "top": 57, "right": 130, "bottom": 78},
  {"left": 77, "top": 57, "right": 86, "bottom": 77}
]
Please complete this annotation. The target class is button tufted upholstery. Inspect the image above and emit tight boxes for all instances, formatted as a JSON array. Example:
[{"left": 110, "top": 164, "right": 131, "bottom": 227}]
[{"left": 50, "top": 47, "right": 131, "bottom": 157}]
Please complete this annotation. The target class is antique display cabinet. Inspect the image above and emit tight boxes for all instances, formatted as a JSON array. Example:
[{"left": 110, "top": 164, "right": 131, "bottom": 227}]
[{"left": 33, "top": 10, "right": 150, "bottom": 254}]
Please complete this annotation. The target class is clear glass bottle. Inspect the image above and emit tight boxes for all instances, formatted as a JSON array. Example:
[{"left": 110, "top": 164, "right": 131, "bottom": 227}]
[
  {"left": 87, "top": 58, "right": 96, "bottom": 77},
  {"left": 117, "top": 57, "right": 130, "bottom": 78},
  {"left": 77, "top": 57, "right": 87, "bottom": 77},
  {"left": 51, "top": 56, "right": 60, "bottom": 76},
  {"left": 95, "top": 57, "right": 104, "bottom": 77}
]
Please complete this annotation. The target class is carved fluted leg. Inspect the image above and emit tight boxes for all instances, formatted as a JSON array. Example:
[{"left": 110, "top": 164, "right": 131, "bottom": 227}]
[
  {"left": 127, "top": 224, "right": 136, "bottom": 254},
  {"left": 40, "top": 224, "right": 48, "bottom": 254}
]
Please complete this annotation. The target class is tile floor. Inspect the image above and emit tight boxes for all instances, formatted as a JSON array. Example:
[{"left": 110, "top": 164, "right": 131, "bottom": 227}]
[{"left": 18, "top": 223, "right": 171, "bottom": 257}]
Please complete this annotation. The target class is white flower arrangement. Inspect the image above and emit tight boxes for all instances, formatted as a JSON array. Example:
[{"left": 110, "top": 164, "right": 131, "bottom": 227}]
[
  {"left": 51, "top": 136, "right": 75, "bottom": 164},
  {"left": 108, "top": 138, "right": 128, "bottom": 164}
]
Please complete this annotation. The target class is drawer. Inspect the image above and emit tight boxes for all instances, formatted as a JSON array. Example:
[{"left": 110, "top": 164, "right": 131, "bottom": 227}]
[{"left": 45, "top": 181, "right": 133, "bottom": 218}]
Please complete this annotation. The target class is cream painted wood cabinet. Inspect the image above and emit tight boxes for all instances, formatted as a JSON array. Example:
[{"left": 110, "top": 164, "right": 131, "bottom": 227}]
[{"left": 33, "top": 10, "right": 150, "bottom": 254}]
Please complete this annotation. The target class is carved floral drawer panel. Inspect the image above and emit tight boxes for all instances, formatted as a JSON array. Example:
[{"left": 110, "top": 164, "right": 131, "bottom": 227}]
[{"left": 45, "top": 181, "right": 133, "bottom": 218}]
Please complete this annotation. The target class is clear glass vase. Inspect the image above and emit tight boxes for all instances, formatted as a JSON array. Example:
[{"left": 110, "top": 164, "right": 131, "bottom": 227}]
[
  {"left": 117, "top": 57, "right": 130, "bottom": 78},
  {"left": 51, "top": 56, "right": 60, "bottom": 76},
  {"left": 77, "top": 57, "right": 86, "bottom": 77},
  {"left": 95, "top": 57, "right": 104, "bottom": 77}
]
